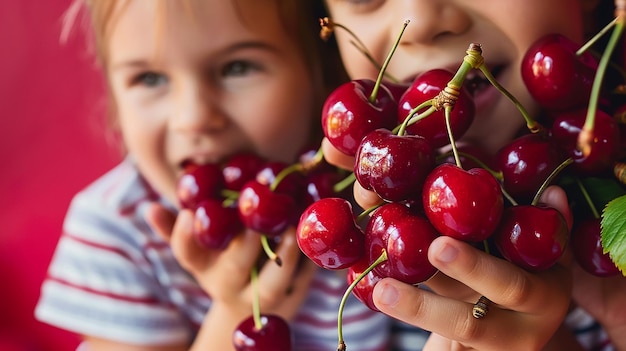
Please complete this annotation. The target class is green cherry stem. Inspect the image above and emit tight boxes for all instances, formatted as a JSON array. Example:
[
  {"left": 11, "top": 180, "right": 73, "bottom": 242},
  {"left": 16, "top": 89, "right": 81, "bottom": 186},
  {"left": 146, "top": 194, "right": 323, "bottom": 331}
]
[
  {"left": 395, "top": 102, "right": 437, "bottom": 136},
  {"left": 333, "top": 172, "right": 356, "bottom": 194},
  {"left": 320, "top": 18, "right": 399, "bottom": 83},
  {"left": 337, "top": 250, "right": 388, "bottom": 351},
  {"left": 250, "top": 265, "right": 262, "bottom": 330},
  {"left": 576, "top": 177, "right": 601, "bottom": 219},
  {"left": 261, "top": 234, "right": 282, "bottom": 266},
  {"left": 270, "top": 163, "right": 304, "bottom": 192},
  {"left": 221, "top": 189, "right": 240, "bottom": 207},
  {"left": 369, "top": 20, "right": 409, "bottom": 104},
  {"left": 531, "top": 158, "right": 574, "bottom": 206},
  {"left": 578, "top": 15, "right": 624, "bottom": 156}
]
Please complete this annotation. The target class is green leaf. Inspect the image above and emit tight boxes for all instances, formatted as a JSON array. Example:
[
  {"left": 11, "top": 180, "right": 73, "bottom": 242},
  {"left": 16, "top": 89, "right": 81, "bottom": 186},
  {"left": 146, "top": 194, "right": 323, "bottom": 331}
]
[{"left": 601, "top": 194, "right": 626, "bottom": 275}]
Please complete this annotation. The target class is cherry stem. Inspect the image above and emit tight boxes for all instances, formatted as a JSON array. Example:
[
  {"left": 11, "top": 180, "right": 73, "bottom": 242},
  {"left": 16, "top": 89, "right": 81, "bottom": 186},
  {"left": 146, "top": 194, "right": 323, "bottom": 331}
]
[
  {"left": 250, "top": 265, "right": 262, "bottom": 330},
  {"left": 575, "top": 177, "right": 601, "bottom": 219},
  {"left": 578, "top": 16, "right": 624, "bottom": 157},
  {"left": 436, "top": 150, "right": 504, "bottom": 181},
  {"left": 531, "top": 157, "right": 574, "bottom": 206},
  {"left": 576, "top": 17, "right": 618, "bottom": 56},
  {"left": 369, "top": 20, "right": 409, "bottom": 104},
  {"left": 477, "top": 63, "right": 542, "bottom": 134},
  {"left": 271, "top": 163, "right": 304, "bottom": 192},
  {"left": 261, "top": 234, "right": 282, "bottom": 267},
  {"left": 221, "top": 189, "right": 240, "bottom": 207},
  {"left": 321, "top": 18, "right": 399, "bottom": 83},
  {"left": 444, "top": 106, "right": 463, "bottom": 168},
  {"left": 336, "top": 250, "right": 388, "bottom": 351},
  {"left": 396, "top": 103, "right": 437, "bottom": 136},
  {"left": 357, "top": 203, "right": 383, "bottom": 222},
  {"left": 333, "top": 172, "right": 356, "bottom": 194}
]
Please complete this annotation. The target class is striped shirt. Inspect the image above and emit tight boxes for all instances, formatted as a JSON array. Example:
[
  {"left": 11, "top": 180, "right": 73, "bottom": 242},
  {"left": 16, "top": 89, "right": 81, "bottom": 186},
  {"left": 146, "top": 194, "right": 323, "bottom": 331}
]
[{"left": 35, "top": 158, "right": 429, "bottom": 350}]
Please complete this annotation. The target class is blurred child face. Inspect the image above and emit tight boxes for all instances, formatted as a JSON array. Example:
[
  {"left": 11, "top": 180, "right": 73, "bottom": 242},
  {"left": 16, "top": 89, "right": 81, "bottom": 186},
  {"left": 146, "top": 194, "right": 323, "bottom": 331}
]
[
  {"left": 107, "top": 0, "right": 315, "bottom": 206},
  {"left": 324, "top": 0, "right": 592, "bottom": 153}
]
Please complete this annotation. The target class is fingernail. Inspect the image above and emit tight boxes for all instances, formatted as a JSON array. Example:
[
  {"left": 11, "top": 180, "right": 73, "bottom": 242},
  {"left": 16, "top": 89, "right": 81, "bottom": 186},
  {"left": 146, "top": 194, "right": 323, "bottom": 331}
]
[
  {"left": 436, "top": 241, "right": 458, "bottom": 263},
  {"left": 377, "top": 282, "right": 399, "bottom": 307}
]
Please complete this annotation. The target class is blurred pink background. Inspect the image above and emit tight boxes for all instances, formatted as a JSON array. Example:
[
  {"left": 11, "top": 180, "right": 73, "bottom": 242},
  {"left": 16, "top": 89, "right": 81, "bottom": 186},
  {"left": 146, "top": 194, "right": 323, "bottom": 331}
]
[{"left": 0, "top": 1, "right": 121, "bottom": 349}]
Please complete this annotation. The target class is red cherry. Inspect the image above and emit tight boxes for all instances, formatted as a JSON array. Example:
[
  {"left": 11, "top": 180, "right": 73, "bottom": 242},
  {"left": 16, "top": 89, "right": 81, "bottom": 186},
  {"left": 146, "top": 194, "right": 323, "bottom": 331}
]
[
  {"left": 355, "top": 128, "right": 435, "bottom": 202},
  {"left": 233, "top": 314, "right": 292, "bottom": 351},
  {"left": 346, "top": 257, "right": 385, "bottom": 312},
  {"left": 302, "top": 170, "right": 349, "bottom": 207},
  {"left": 550, "top": 108, "right": 621, "bottom": 176},
  {"left": 176, "top": 162, "right": 224, "bottom": 209},
  {"left": 238, "top": 180, "right": 296, "bottom": 237},
  {"left": 422, "top": 164, "right": 504, "bottom": 242},
  {"left": 296, "top": 198, "right": 365, "bottom": 270},
  {"left": 493, "top": 205, "right": 569, "bottom": 271},
  {"left": 365, "top": 203, "right": 439, "bottom": 284},
  {"left": 521, "top": 34, "right": 598, "bottom": 111},
  {"left": 495, "top": 133, "right": 565, "bottom": 203},
  {"left": 398, "top": 69, "right": 475, "bottom": 148},
  {"left": 571, "top": 217, "right": 620, "bottom": 277},
  {"left": 193, "top": 199, "right": 243, "bottom": 250},
  {"left": 322, "top": 79, "right": 397, "bottom": 156},
  {"left": 222, "top": 152, "right": 265, "bottom": 191}
]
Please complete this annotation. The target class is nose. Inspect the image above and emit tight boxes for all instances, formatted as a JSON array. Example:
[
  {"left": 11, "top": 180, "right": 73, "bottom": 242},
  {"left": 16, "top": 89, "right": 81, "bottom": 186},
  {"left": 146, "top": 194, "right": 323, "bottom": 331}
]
[
  {"left": 170, "top": 79, "right": 228, "bottom": 134},
  {"left": 398, "top": 0, "right": 471, "bottom": 46}
]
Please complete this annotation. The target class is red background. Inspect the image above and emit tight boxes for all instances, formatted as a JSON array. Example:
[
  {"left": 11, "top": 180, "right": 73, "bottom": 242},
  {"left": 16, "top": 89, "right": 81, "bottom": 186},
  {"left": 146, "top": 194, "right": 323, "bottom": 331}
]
[{"left": 0, "top": 1, "right": 121, "bottom": 349}]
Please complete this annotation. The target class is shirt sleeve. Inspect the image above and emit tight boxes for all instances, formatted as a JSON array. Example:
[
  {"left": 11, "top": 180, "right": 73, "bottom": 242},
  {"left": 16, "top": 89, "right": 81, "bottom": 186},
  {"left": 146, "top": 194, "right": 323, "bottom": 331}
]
[{"left": 35, "top": 189, "right": 192, "bottom": 346}]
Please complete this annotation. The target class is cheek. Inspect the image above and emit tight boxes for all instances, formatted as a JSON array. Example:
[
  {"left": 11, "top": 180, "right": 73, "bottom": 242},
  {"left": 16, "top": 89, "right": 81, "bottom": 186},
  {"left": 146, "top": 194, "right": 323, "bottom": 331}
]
[{"left": 238, "top": 83, "right": 315, "bottom": 162}]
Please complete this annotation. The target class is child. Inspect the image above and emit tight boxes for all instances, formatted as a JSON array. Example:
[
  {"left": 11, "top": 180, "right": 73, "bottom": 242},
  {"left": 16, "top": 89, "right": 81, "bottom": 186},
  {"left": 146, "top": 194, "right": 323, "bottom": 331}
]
[
  {"left": 321, "top": 0, "right": 626, "bottom": 350},
  {"left": 35, "top": 0, "right": 431, "bottom": 350}
]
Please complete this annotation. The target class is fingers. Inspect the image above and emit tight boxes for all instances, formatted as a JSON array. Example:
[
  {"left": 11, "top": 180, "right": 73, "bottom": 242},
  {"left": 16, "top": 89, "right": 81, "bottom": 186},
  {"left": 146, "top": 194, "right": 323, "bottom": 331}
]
[
  {"left": 321, "top": 137, "right": 354, "bottom": 170},
  {"left": 373, "top": 277, "right": 560, "bottom": 351},
  {"left": 251, "top": 229, "right": 318, "bottom": 313},
  {"left": 427, "top": 236, "right": 571, "bottom": 314},
  {"left": 144, "top": 202, "right": 176, "bottom": 241}
]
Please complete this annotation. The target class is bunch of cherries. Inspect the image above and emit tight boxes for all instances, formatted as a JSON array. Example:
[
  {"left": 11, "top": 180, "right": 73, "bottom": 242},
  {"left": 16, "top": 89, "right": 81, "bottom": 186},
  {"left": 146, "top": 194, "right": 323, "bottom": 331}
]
[{"left": 173, "top": 10, "right": 626, "bottom": 351}]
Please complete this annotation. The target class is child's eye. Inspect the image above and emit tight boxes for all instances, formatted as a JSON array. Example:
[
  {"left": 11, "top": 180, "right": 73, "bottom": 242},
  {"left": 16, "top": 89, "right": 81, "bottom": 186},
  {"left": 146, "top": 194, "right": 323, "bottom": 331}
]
[
  {"left": 220, "top": 60, "right": 261, "bottom": 78},
  {"left": 132, "top": 72, "right": 168, "bottom": 87}
]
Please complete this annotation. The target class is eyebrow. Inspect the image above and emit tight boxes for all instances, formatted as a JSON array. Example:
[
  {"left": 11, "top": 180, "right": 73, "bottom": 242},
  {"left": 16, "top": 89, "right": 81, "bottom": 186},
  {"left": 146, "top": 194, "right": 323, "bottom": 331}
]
[{"left": 110, "top": 41, "right": 281, "bottom": 71}]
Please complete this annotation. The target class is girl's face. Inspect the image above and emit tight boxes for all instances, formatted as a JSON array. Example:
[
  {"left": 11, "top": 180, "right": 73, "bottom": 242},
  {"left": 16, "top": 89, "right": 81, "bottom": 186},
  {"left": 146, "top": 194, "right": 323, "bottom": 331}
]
[
  {"left": 324, "top": 0, "right": 591, "bottom": 153},
  {"left": 107, "top": 0, "right": 315, "bottom": 206}
]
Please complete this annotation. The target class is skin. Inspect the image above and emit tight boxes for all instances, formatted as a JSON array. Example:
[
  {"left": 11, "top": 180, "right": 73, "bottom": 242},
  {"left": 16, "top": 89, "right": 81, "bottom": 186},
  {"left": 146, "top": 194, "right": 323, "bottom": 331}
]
[
  {"left": 323, "top": 0, "right": 625, "bottom": 349},
  {"left": 85, "top": 0, "right": 320, "bottom": 349}
]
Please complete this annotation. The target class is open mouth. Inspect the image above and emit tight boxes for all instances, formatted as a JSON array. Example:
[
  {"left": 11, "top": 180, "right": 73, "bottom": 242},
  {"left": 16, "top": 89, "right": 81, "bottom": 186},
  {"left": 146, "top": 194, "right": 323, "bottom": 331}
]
[{"left": 464, "top": 64, "right": 505, "bottom": 97}]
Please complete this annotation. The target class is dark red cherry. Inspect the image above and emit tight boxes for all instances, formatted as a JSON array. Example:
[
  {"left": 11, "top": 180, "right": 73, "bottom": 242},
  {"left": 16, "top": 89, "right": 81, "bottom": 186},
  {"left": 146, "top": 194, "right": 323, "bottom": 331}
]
[
  {"left": 296, "top": 198, "right": 365, "bottom": 270},
  {"left": 493, "top": 205, "right": 569, "bottom": 271},
  {"left": 255, "top": 161, "right": 305, "bottom": 200},
  {"left": 550, "top": 108, "right": 621, "bottom": 176},
  {"left": 322, "top": 79, "right": 397, "bottom": 156},
  {"left": 223, "top": 152, "right": 265, "bottom": 191},
  {"left": 177, "top": 162, "right": 224, "bottom": 209},
  {"left": 495, "top": 133, "right": 566, "bottom": 203},
  {"left": 238, "top": 180, "right": 296, "bottom": 237},
  {"left": 302, "top": 170, "right": 348, "bottom": 207},
  {"left": 355, "top": 128, "right": 435, "bottom": 202},
  {"left": 398, "top": 69, "right": 475, "bottom": 148},
  {"left": 383, "top": 81, "right": 411, "bottom": 103},
  {"left": 346, "top": 256, "right": 385, "bottom": 312},
  {"left": 366, "top": 203, "right": 439, "bottom": 284},
  {"left": 233, "top": 314, "right": 292, "bottom": 351},
  {"left": 422, "top": 164, "right": 503, "bottom": 242},
  {"left": 193, "top": 199, "right": 243, "bottom": 250},
  {"left": 571, "top": 217, "right": 620, "bottom": 277},
  {"left": 521, "top": 34, "right": 598, "bottom": 111}
]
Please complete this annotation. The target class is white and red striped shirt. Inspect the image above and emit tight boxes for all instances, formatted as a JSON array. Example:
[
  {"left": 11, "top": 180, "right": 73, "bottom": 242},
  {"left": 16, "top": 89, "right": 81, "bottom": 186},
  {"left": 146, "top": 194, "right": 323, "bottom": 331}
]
[{"left": 35, "top": 158, "right": 429, "bottom": 350}]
